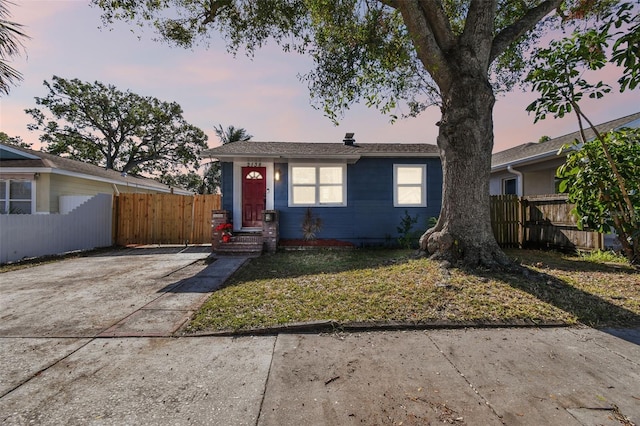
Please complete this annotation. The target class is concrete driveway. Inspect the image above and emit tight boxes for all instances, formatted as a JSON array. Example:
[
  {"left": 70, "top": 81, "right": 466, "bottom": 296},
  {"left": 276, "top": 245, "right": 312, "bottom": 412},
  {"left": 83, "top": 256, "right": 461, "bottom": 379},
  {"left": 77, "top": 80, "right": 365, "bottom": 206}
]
[
  {"left": 0, "top": 246, "right": 241, "bottom": 338},
  {"left": 1, "top": 248, "right": 639, "bottom": 425}
]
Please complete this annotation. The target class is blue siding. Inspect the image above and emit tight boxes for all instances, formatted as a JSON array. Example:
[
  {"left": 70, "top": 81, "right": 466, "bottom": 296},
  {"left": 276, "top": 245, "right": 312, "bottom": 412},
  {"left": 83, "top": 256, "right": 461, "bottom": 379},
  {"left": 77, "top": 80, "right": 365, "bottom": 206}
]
[{"left": 274, "top": 158, "right": 442, "bottom": 246}]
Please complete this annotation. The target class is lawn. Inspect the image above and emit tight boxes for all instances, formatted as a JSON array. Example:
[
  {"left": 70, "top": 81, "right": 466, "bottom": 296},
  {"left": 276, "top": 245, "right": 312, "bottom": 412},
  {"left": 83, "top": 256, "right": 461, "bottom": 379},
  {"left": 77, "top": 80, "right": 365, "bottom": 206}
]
[{"left": 186, "top": 249, "right": 639, "bottom": 333}]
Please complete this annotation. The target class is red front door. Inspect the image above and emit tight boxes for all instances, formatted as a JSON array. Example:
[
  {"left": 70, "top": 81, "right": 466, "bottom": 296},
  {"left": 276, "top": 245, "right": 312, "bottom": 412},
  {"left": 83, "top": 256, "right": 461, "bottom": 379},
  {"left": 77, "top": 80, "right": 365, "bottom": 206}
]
[{"left": 242, "top": 166, "right": 266, "bottom": 227}]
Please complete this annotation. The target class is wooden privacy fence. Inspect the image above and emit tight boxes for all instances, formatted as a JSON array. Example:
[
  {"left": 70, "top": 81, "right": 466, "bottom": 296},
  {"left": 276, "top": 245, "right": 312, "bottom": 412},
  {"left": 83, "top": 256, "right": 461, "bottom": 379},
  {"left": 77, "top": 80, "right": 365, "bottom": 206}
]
[
  {"left": 490, "top": 194, "right": 603, "bottom": 251},
  {"left": 114, "top": 193, "right": 221, "bottom": 246},
  {"left": 490, "top": 195, "right": 522, "bottom": 248}
]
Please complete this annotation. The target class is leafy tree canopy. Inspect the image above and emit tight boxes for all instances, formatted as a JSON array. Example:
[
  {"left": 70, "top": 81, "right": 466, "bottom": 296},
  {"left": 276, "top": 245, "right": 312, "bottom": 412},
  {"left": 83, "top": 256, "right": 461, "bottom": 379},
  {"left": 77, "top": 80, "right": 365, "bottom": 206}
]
[
  {"left": 161, "top": 124, "right": 253, "bottom": 194},
  {"left": 25, "top": 76, "right": 208, "bottom": 179},
  {"left": 0, "top": 131, "right": 31, "bottom": 148}
]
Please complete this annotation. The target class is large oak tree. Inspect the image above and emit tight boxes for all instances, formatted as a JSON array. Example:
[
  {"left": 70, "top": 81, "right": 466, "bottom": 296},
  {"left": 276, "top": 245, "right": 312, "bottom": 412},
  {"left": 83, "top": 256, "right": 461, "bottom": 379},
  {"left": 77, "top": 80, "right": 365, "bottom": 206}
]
[
  {"left": 26, "top": 76, "right": 208, "bottom": 180},
  {"left": 92, "top": 0, "right": 612, "bottom": 266}
]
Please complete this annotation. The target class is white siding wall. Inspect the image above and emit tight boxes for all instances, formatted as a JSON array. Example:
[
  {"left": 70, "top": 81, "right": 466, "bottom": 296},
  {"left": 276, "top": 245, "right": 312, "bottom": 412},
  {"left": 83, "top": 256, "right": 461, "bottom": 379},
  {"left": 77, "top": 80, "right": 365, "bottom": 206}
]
[
  {"left": 489, "top": 171, "right": 517, "bottom": 195},
  {"left": 0, "top": 193, "right": 113, "bottom": 264},
  {"left": 59, "top": 195, "right": 93, "bottom": 214}
]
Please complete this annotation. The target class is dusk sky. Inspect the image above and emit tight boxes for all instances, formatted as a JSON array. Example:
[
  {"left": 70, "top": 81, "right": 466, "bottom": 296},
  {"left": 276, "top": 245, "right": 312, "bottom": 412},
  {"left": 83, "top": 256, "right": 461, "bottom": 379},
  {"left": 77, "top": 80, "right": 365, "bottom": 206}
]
[{"left": 1, "top": 1, "right": 638, "bottom": 154}]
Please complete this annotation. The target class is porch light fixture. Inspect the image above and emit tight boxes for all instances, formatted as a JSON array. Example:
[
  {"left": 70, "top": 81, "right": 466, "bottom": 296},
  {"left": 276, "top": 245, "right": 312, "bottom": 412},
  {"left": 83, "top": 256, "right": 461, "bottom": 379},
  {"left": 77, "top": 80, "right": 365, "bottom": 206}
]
[{"left": 275, "top": 168, "right": 281, "bottom": 181}]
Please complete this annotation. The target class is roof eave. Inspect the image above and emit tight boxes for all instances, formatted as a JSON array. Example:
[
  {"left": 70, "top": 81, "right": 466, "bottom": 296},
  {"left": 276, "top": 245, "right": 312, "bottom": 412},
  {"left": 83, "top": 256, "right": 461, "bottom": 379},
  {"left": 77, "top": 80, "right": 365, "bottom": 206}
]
[
  {"left": 491, "top": 149, "right": 564, "bottom": 171},
  {"left": 1, "top": 166, "right": 186, "bottom": 194},
  {"left": 205, "top": 152, "right": 439, "bottom": 161},
  {"left": 205, "top": 153, "right": 362, "bottom": 162},
  {"left": 360, "top": 152, "right": 439, "bottom": 158},
  {"left": 0, "top": 144, "right": 41, "bottom": 160}
]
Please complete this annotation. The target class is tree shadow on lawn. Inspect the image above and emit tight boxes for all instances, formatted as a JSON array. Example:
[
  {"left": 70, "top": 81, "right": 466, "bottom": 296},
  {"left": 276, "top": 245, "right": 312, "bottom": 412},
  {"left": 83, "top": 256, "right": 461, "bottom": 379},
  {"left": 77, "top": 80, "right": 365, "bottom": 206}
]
[
  {"left": 504, "top": 249, "right": 639, "bottom": 276},
  {"left": 470, "top": 262, "right": 640, "bottom": 342}
]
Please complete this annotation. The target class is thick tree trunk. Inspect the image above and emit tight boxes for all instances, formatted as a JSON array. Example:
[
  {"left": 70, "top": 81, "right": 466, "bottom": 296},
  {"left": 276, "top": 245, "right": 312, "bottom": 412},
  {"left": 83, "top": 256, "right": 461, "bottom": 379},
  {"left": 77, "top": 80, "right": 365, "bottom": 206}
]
[{"left": 419, "top": 73, "right": 510, "bottom": 267}]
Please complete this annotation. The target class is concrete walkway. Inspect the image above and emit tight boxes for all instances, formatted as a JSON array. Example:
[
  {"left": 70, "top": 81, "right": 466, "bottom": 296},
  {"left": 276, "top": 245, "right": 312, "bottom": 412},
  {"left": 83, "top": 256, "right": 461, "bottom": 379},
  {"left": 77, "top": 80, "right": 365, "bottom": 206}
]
[{"left": 1, "top": 248, "right": 639, "bottom": 425}]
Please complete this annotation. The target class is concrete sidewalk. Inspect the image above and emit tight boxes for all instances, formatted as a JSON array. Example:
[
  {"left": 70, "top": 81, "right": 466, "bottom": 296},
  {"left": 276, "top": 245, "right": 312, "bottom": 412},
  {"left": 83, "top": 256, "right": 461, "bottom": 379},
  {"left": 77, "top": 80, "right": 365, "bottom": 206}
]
[
  {"left": 0, "top": 328, "right": 638, "bottom": 425},
  {"left": 1, "top": 249, "right": 639, "bottom": 425}
]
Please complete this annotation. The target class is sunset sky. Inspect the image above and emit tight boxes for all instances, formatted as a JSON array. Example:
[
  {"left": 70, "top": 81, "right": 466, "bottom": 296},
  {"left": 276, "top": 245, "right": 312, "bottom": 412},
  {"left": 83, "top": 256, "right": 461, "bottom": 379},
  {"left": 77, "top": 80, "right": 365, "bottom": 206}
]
[{"left": 1, "top": 1, "right": 638, "bottom": 154}]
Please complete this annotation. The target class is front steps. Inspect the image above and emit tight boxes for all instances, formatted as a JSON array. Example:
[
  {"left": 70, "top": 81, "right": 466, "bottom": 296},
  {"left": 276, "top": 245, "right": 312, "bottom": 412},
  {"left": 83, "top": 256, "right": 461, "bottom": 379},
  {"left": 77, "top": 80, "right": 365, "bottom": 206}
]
[{"left": 214, "top": 233, "right": 264, "bottom": 256}]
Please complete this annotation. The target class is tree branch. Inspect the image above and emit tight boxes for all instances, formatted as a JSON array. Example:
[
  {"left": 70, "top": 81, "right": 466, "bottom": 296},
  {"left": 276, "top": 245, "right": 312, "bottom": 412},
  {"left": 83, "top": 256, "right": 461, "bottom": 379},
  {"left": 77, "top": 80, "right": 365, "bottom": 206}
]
[
  {"left": 490, "top": 0, "right": 562, "bottom": 63},
  {"left": 395, "top": 0, "right": 452, "bottom": 90},
  {"left": 418, "top": 0, "right": 456, "bottom": 52},
  {"left": 201, "top": 0, "right": 233, "bottom": 25},
  {"left": 461, "top": 0, "right": 497, "bottom": 69}
]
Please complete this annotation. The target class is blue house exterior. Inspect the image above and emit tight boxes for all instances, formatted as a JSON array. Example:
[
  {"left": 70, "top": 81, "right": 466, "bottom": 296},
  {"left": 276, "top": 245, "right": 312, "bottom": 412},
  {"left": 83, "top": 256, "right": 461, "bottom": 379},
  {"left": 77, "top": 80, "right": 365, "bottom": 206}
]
[{"left": 204, "top": 139, "right": 442, "bottom": 247}]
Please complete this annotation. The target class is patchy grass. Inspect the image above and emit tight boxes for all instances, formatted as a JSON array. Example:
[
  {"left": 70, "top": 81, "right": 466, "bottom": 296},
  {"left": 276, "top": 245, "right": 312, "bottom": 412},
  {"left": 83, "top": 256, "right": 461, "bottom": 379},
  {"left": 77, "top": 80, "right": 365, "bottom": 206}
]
[{"left": 186, "top": 249, "right": 639, "bottom": 333}]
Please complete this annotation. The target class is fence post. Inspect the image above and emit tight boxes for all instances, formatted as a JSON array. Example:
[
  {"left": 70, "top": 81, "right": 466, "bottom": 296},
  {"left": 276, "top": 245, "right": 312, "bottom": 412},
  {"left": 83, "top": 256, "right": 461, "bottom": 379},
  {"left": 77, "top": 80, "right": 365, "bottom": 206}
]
[{"left": 518, "top": 196, "right": 525, "bottom": 249}]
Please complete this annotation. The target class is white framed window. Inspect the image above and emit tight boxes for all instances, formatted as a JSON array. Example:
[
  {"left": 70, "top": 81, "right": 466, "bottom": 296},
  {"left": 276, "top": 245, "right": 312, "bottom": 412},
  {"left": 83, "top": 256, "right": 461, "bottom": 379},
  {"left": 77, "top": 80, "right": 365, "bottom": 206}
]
[
  {"left": 289, "top": 164, "right": 346, "bottom": 206},
  {"left": 0, "top": 179, "right": 34, "bottom": 214},
  {"left": 394, "top": 164, "right": 426, "bottom": 207}
]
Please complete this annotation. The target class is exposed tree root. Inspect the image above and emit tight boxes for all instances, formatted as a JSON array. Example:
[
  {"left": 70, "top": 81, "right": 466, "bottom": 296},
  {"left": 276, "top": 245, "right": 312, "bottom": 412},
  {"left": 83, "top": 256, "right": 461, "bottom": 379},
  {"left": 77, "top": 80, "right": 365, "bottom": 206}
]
[{"left": 419, "top": 227, "right": 511, "bottom": 270}]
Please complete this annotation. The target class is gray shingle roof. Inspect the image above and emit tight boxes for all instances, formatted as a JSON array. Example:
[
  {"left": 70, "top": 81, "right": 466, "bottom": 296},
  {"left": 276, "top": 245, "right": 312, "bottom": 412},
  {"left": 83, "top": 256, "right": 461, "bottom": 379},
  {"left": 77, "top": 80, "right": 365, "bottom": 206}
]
[
  {"left": 0, "top": 144, "right": 185, "bottom": 193},
  {"left": 202, "top": 141, "right": 439, "bottom": 159},
  {"left": 491, "top": 111, "right": 640, "bottom": 169}
]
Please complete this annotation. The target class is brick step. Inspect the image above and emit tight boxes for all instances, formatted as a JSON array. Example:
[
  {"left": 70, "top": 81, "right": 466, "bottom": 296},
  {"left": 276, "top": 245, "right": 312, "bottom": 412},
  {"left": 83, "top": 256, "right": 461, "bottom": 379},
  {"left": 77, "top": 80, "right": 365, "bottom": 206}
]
[{"left": 215, "top": 235, "right": 264, "bottom": 255}]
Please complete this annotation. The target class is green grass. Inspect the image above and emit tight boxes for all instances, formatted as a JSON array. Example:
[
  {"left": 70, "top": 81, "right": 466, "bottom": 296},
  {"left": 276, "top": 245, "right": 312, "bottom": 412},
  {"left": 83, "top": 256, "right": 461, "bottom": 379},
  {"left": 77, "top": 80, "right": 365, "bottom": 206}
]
[
  {"left": 186, "top": 249, "right": 640, "bottom": 333},
  {"left": 577, "top": 249, "right": 629, "bottom": 264}
]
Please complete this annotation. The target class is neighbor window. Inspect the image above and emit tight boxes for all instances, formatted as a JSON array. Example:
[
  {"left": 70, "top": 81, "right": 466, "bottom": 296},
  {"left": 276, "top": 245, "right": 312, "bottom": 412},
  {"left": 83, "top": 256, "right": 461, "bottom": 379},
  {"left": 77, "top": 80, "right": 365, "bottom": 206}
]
[
  {"left": 554, "top": 177, "right": 563, "bottom": 194},
  {"left": 0, "top": 179, "right": 33, "bottom": 214},
  {"left": 503, "top": 178, "right": 517, "bottom": 195},
  {"left": 394, "top": 165, "right": 426, "bottom": 207},
  {"left": 289, "top": 164, "right": 346, "bottom": 206}
]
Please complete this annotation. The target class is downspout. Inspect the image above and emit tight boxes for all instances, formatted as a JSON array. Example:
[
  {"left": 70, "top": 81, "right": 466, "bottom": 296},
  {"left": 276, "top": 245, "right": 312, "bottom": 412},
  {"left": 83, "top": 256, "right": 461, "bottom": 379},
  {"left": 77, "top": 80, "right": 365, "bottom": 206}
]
[
  {"left": 112, "top": 183, "right": 120, "bottom": 195},
  {"left": 507, "top": 165, "right": 523, "bottom": 196}
]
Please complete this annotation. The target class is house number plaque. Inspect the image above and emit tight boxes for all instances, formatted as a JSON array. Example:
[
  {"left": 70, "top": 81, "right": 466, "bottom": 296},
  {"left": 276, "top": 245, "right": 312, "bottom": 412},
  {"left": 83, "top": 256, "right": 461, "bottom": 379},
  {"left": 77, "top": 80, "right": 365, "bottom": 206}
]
[{"left": 247, "top": 161, "right": 262, "bottom": 167}]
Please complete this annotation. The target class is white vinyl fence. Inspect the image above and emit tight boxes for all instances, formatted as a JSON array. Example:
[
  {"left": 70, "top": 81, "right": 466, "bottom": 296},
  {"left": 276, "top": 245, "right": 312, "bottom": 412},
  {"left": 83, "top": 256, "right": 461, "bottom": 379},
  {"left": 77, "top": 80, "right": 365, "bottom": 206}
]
[{"left": 0, "top": 193, "right": 113, "bottom": 264}]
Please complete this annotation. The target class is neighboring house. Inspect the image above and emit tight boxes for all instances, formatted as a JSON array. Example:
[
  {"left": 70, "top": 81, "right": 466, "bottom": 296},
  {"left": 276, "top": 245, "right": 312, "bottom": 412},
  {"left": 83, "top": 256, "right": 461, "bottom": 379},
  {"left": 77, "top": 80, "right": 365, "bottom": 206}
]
[
  {"left": 0, "top": 143, "right": 192, "bottom": 214},
  {"left": 203, "top": 135, "right": 442, "bottom": 246},
  {"left": 490, "top": 111, "right": 640, "bottom": 196}
]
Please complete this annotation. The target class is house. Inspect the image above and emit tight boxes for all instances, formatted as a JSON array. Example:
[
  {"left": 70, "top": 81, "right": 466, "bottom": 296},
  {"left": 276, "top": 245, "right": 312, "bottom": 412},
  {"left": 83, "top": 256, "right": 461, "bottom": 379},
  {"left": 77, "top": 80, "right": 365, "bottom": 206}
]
[
  {"left": 0, "top": 143, "right": 192, "bottom": 215},
  {"left": 490, "top": 111, "right": 640, "bottom": 196},
  {"left": 202, "top": 135, "right": 442, "bottom": 247}
]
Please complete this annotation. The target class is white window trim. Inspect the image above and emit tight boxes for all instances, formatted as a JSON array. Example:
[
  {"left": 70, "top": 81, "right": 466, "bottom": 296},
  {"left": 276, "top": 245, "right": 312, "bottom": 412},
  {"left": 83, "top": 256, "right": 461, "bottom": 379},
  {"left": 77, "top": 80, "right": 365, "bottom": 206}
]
[
  {"left": 394, "top": 164, "right": 427, "bottom": 207},
  {"left": 288, "top": 164, "right": 347, "bottom": 207},
  {"left": 0, "top": 178, "right": 36, "bottom": 214}
]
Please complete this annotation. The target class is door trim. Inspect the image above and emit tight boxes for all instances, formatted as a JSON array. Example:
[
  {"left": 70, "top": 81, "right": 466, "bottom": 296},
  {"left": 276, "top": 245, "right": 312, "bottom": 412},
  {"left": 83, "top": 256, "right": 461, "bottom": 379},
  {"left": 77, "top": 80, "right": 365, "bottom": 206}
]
[{"left": 232, "top": 161, "right": 274, "bottom": 231}]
